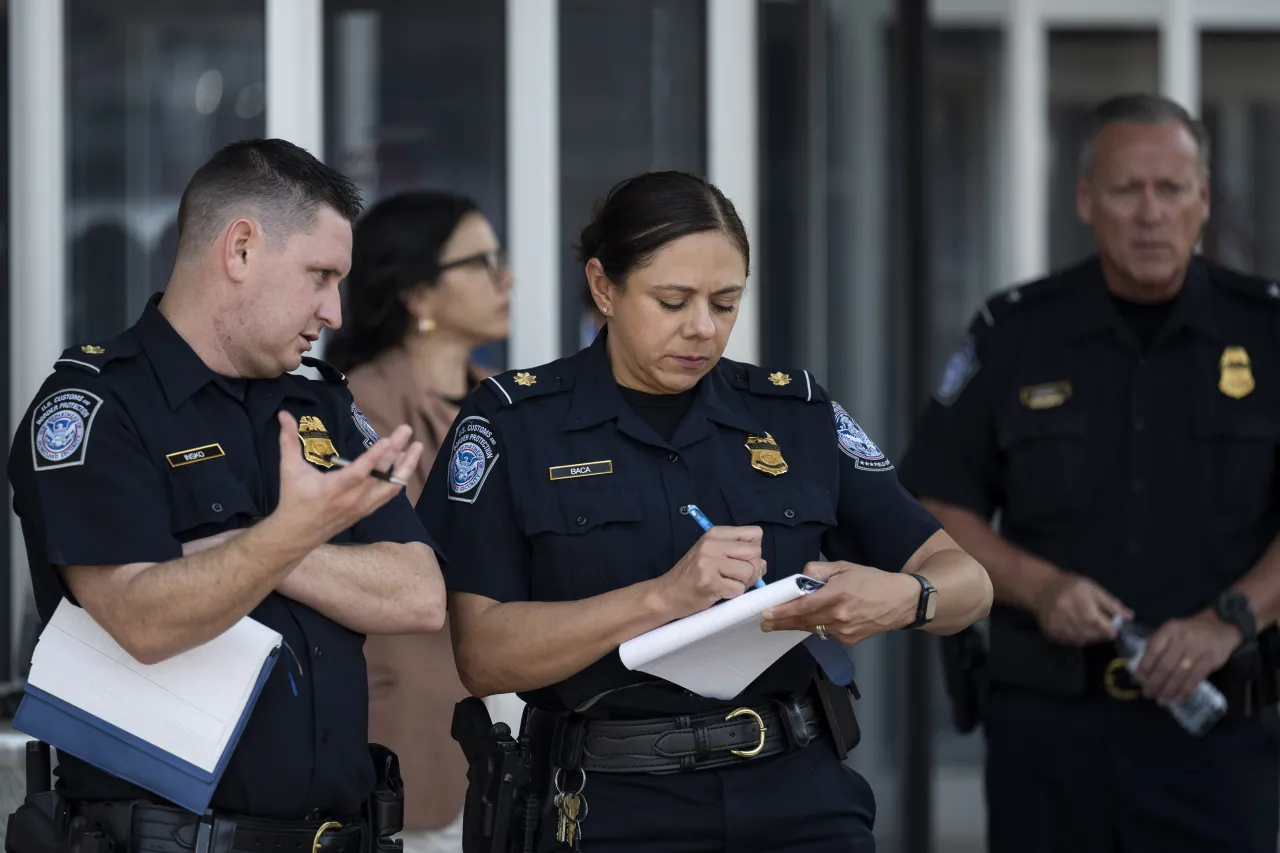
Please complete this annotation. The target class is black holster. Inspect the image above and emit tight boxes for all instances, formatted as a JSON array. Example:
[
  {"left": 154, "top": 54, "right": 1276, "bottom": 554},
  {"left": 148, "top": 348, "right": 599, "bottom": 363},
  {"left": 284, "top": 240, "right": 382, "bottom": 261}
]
[
  {"left": 811, "top": 669, "right": 862, "bottom": 760},
  {"left": 5, "top": 741, "right": 73, "bottom": 853},
  {"left": 939, "top": 624, "right": 990, "bottom": 734},
  {"left": 366, "top": 744, "right": 404, "bottom": 853},
  {"left": 451, "top": 698, "right": 534, "bottom": 853}
]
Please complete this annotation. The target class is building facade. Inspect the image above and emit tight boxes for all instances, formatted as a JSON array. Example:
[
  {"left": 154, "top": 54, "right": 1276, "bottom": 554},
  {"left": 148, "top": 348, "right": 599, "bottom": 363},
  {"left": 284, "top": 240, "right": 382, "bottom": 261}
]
[{"left": 5, "top": 0, "right": 1280, "bottom": 849}]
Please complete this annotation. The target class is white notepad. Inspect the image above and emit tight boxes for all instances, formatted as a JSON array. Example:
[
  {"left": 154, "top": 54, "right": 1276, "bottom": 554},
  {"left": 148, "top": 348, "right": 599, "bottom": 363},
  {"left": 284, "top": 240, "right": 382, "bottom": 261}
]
[
  {"left": 24, "top": 599, "right": 282, "bottom": 774},
  {"left": 619, "top": 574, "right": 823, "bottom": 700}
]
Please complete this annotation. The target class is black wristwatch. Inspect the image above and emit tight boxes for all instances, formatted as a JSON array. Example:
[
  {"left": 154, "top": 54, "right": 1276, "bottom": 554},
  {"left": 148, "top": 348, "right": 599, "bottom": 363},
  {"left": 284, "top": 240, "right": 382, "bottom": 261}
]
[
  {"left": 904, "top": 573, "right": 938, "bottom": 630},
  {"left": 1213, "top": 590, "right": 1256, "bottom": 642}
]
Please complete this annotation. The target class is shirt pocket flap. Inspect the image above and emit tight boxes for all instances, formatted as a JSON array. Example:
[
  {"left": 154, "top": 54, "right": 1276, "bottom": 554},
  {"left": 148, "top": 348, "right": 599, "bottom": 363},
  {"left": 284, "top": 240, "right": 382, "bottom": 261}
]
[
  {"left": 721, "top": 481, "right": 836, "bottom": 528},
  {"left": 169, "top": 466, "right": 260, "bottom": 537},
  {"left": 1191, "top": 402, "right": 1280, "bottom": 441},
  {"left": 996, "top": 406, "right": 1090, "bottom": 450},
  {"left": 522, "top": 487, "right": 645, "bottom": 535}
]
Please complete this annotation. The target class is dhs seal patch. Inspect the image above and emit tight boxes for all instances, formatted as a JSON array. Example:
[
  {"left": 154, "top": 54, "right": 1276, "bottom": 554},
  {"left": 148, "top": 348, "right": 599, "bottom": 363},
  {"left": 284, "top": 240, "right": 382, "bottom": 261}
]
[
  {"left": 831, "top": 401, "right": 892, "bottom": 472},
  {"left": 351, "top": 402, "right": 379, "bottom": 448},
  {"left": 448, "top": 415, "right": 499, "bottom": 504},
  {"left": 31, "top": 388, "right": 104, "bottom": 470},
  {"left": 935, "top": 335, "right": 979, "bottom": 406}
]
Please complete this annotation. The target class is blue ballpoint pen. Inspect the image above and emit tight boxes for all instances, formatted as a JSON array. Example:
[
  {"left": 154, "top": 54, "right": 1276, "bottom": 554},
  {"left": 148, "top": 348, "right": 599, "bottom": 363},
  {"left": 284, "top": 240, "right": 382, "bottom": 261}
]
[{"left": 685, "top": 504, "right": 766, "bottom": 589}]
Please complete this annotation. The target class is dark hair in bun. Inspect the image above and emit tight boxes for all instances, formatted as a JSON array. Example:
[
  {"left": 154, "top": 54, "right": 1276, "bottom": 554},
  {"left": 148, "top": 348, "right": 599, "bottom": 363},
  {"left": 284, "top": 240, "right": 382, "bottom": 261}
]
[{"left": 574, "top": 171, "right": 749, "bottom": 288}]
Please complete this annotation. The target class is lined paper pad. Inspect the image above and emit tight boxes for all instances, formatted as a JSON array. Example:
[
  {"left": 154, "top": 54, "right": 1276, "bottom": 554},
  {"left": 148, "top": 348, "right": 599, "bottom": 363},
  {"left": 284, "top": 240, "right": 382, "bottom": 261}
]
[
  {"left": 20, "top": 599, "right": 281, "bottom": 775},
  {"left": 619, "top": 574, "right": 821, "bottom": 700}
]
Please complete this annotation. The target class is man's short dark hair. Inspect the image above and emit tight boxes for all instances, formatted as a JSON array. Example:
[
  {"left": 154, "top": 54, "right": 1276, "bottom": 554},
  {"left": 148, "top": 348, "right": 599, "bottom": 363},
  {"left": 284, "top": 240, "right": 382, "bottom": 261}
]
[
  {"left": 176, "top": 138, "right": 364, "bottom": 255},
  {"left": 1079, "top": 94, "right": 1211, "bottom": 177}
]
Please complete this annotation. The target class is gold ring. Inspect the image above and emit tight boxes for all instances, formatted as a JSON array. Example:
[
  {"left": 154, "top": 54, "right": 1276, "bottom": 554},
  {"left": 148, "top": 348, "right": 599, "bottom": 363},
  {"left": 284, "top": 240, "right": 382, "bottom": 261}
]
[
  {"left": 815, "top": 624, "right": 829, "bottom": 641},
  {"left": 1180, "top": 657, "right": 1193, "bottom": 670}
]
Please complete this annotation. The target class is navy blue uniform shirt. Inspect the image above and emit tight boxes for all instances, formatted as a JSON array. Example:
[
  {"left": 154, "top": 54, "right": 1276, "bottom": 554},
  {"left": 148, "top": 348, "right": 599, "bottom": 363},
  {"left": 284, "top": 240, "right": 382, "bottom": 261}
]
[
  {"left": 898, "top": 255, "right": 1280, "bottom": 631},
  {"left": 418, "top": 328, "right": 941, "bottom": 718},
  {"left": 6, "top": 295, "right": 435, "bottom": 820}
]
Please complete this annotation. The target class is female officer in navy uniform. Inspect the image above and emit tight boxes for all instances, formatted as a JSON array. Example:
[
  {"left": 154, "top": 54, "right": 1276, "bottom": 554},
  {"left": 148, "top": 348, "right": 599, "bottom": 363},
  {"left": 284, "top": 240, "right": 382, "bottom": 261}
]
[{"left": 418, "top": 171, "right": 992, "bottom": 852}]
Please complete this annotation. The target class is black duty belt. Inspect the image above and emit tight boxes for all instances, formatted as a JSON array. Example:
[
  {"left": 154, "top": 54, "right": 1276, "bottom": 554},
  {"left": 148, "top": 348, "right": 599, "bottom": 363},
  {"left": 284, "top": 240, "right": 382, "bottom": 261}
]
[
  {"left": 70, "top": 800, "right": 364, "bottom": 853},
  {"left": 536, "top": 695, "right": 825, "bottom": 775}
]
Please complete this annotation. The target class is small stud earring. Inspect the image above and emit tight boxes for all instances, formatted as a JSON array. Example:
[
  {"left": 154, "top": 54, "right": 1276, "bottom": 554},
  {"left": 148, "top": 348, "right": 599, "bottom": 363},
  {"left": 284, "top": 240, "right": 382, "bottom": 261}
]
[{"left": 419, "top": 316, "right": 436, "bottom": 334}]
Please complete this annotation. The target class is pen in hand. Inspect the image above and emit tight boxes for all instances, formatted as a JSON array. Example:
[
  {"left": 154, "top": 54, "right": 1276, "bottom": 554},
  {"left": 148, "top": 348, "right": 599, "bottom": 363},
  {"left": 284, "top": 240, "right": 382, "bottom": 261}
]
[
  {"left": 684, "top": 504, "right": 766, "bottom": 589},
  {"left": 324, "top": 454, "right": 408, "bottom": 488}
]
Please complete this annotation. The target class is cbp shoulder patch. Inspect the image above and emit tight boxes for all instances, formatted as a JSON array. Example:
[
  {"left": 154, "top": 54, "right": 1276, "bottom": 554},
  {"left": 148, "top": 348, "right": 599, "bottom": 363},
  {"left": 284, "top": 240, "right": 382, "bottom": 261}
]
[
  {"left": 935, "top": 335, "right": 979, "bottom": 406},
  {"left": 831, "top": 401, "right": 893, "bottom": 472},
  {"left": 31, "top": 388, "right": 105, "bottom": 470},
  {"left": 448, "top": 415, "right": 500, "bottom": 504},
  {"left": 351, "top": 402, "right": 379, "bottom": 448}
]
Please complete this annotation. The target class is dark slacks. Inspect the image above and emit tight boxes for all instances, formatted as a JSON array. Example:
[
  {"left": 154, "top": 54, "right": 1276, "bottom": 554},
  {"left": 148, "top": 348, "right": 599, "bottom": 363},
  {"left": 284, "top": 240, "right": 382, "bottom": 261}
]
[
  {"left": 984, "top": 685, "right": 1280, "bottom": 853},
  {"left": 534, "top": 737, "right": 876, "bottom": 853}
]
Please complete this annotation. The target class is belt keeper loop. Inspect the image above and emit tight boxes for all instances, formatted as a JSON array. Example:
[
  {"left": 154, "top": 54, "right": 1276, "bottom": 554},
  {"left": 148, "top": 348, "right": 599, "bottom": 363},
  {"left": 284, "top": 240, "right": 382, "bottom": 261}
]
[
  {"left": 776, "top": 698, "right": 812, "bottom": 750},
  {"left": 691, "top": 720, "right": 711, "bottom": 761},
  {"left": 551, "top": 715, "right": 587, "bottom": 771}
]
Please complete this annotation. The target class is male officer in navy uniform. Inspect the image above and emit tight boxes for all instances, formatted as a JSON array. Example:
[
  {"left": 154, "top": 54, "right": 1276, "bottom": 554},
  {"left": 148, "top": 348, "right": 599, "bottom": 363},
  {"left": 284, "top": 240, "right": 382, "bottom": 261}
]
[
  {"left": 899, "top": 94, "right": 1280, "bottom": 852},
  {"left": 7, "top": 139, "right": 446, "bottom": 852}
]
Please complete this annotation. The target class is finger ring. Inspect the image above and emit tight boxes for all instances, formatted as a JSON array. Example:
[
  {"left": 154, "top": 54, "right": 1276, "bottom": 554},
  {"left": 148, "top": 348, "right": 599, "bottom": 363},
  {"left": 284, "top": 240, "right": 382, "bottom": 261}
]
[
  {"left": 1180, "top": 657, "right": 1193, "bottom": 670},
  {"left": 815, "top": 624, "right": 829, "bottom": 641}
]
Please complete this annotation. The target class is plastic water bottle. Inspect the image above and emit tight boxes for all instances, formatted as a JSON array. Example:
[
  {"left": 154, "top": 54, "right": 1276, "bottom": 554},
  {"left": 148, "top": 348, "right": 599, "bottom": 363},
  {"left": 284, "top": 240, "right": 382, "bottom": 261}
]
[{"left": 1111, "top": 614, "right": 1227, "bottom": 736}]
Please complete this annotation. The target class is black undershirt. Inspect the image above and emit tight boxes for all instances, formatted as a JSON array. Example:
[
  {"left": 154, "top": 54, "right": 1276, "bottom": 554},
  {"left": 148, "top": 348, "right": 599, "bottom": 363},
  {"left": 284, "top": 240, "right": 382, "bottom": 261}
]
[
  {"left": 617, "top": 385, "right": 697, "bottom": 443},
  {"left": 1111, "top": 292, "right": 1179, "bottom": 350}
]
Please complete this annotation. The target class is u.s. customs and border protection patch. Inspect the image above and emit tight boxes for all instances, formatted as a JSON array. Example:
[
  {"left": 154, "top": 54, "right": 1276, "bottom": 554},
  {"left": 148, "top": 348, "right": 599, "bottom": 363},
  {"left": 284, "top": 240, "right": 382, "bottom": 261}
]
[
  {"left": 935, "top": 335, "right": 979, "bottom": 406},
  {"left": 351, "top": 402, "right": 379, "bottom": 448},
  {"left": 831, "top": 401, "right": 893, "bottom": 472},
  {"left": 298, "top": 415, "right": 338, "bottom": 468},
  {"left": 448, "top": 415, "right": 499, "bottom": 504},
  {"left": 31, "top": 389, "right": 104, "bottom": 470}
]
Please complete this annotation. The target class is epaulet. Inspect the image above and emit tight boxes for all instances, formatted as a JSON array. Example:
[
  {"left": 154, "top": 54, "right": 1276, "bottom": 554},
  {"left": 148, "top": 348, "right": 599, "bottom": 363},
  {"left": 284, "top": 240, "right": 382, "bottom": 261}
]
[
  {"left": 300, "top": 356, "right": 347, "bottom": 385},
  {"left": 1211, "top": 264, "right": 1280, "bottom": 308},
  {"left": 481, "top": 364, "right": 576, "bottom": 408},
  {"left": 976, "top": 270, "right": 1077, "bottom": 330},
  {"left": 53, "top": 336, "right": 140, "bottom": 376},
  {"left": 722, "top": 360, "right": 825, "bottom": 403}
]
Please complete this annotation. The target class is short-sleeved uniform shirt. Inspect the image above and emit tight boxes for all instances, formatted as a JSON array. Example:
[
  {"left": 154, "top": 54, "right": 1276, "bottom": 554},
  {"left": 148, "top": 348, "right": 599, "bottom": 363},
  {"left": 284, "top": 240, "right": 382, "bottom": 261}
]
[
  {"left": 6, "top": 295, "right": 435, "bottom": 820},
  {"left": 898, "top": 255, "right": 1280, "bottom": 633},
  {"left": 418, "top": 328, "right": 941, "bottom": 718}
]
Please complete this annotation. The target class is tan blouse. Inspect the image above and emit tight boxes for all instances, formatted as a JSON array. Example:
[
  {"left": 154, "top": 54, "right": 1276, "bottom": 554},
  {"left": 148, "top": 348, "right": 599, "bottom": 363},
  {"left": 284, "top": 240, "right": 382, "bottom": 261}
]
[{"left": 346, "top": 346, "right": 492, "bottom": 830}]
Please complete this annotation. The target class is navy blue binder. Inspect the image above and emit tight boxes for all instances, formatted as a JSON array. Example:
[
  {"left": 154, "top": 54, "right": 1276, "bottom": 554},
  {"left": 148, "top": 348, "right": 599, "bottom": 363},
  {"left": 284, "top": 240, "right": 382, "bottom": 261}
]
[{"left": 12, "top": 647, "right": 278, "bottom": 815}]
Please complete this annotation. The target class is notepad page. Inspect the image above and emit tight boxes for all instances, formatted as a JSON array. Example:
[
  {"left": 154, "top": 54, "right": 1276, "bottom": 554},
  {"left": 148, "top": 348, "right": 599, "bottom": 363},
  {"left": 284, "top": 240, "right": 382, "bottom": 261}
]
[
  {"left": 640, "top": 619, "right": 811, "bottom": 700},
  {"left": 25, "top": 602, "right": 282, "bottom": 773},
  {"left": 618, "top": 575, "right": 810, "bottom": 671}
]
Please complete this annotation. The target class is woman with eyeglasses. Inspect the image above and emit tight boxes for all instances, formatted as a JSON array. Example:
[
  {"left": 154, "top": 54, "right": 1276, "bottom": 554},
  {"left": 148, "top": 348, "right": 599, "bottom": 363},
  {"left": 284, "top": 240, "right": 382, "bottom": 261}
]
[{"left": 327, "top": 190, "right": 512, "bottom": 853}]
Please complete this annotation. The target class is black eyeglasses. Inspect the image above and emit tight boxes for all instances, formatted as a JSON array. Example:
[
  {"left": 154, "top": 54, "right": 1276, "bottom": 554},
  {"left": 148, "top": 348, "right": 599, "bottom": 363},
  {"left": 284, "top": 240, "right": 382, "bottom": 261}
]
[{"left": 438, "top": 249, "right": 509, "bottom": 287}]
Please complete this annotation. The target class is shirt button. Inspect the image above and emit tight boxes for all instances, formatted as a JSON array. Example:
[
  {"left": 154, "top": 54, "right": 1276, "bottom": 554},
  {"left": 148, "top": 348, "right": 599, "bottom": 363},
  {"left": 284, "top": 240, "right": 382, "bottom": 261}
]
[
  {"left": 212, "top": 503, "right": 223, "bottom": 513},
  {"left": 669, "top": 452, "right": 679, "bottom": 463},
  {"left": 784, "top": 509, "right": 795, "bottom": 519},
  {"left": 1134, "top": 420, "right": 1146, "bottom": 432},
  {"left": 1131, "top": 480, "right": 1145, "bottom": 492},
  {"left": 576, "top": 516, "right": 587, "bottom": 526},
  {"left": 314, "top": 646, "right": 323, "bottom": 659},
  {"left": 1127, "top": 541, "right": 1141, "bottom": 556}
]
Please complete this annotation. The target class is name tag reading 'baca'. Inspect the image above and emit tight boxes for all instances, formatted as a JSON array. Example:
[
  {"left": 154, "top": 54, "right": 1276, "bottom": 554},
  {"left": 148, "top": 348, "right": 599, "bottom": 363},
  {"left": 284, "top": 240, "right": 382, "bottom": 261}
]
[{"left": 549, "top": 460, "right": 614, "bottom": 481}]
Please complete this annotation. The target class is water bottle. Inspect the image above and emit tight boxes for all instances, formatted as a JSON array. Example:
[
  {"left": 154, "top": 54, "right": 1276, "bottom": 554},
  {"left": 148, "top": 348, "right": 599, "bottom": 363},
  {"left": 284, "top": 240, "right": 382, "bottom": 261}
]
[{"left": 1111, "top": 614, "right": 1228, "bottom": 736}]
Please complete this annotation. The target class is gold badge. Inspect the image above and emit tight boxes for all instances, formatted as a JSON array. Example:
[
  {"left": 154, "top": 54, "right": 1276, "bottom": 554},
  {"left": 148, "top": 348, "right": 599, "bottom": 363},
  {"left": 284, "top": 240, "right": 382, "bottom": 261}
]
[
  {"left": 297, "top": 415, "right": 338, "bottom": 468},
  {"left": 1219, "top": 346, "right": 1255, "bottom": 399},
  {"left": 768, "top": 372, "right": 791, "bottom": 387},
  {"left": 81, "top": 345, "right": 104, "bottom": 354},
  {"left": 1019, "top": 381, "right": 1072, "bottom": 410},
  {"left": 745, "top": 433, "right": 788, "bottom": 476},
  {"left": 514, "top": 372, "right": 536, "bottom": 387}
]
